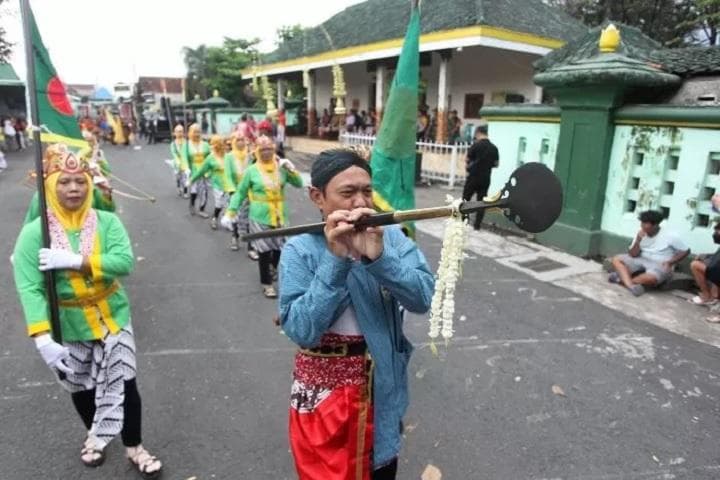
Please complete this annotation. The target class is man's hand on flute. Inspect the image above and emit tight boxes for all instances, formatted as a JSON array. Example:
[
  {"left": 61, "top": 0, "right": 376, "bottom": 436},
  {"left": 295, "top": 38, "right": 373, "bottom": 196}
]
[{"left": 325, "top": 207, "right": 384, "bottom": 262}]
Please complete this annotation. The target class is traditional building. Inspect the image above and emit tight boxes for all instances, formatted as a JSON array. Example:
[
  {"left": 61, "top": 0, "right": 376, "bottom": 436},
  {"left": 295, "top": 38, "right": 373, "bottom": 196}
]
[
  {"left": 482, "top": 23, "right": 720, "bottom": 257},
  {"left": 136, "top": 76, "right": 185, "bottom": 105},
  {"left": 244, "top": 0, "right": 586, "bottom": 142}
]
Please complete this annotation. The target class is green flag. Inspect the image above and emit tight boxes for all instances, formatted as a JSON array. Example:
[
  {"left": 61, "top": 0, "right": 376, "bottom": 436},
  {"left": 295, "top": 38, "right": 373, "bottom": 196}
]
[
  {"left": 28, "top": 7, "right": 86, "bottom": 149},
  {"left": 371, "top": 4, "right": 420, "bottom": 236}
]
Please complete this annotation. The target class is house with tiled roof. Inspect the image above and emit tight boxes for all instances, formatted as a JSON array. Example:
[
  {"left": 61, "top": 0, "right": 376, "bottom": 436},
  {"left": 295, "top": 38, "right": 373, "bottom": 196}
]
[
  {"left": 477, "top": 23, "right": 720, "bottom": 257},
  {"left": 246, "top": 0, "right": 586, "bottom": 142},
  {"left": 535, "top": 22, "right": 720, "bottom": 106},
  {"left": 137, "top": 76, "right": 185, "bottom": 105}
]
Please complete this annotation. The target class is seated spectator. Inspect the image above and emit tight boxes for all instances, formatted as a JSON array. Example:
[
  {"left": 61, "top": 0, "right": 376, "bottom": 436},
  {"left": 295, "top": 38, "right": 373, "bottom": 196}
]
[
  {"left": 690, "top": 222, "right": 720, "bottom": 307},
  {"left": 609, "top": 210, "right": 690, "bottom": 296}
]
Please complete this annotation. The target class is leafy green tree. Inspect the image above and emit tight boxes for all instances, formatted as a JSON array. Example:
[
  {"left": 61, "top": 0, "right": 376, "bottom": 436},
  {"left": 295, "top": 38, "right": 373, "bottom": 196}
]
[
  {"left": 182, "top": 37, "right": 260, "bottom": 106},
  {"left": 276, "top": 24, "right": 304, "bottom": 46},
  {"left": 546, "top": 0, "right": 719, "bottom": 46},
  {"left": 0, "top": 0, "right": 13, "bottom": 63}
]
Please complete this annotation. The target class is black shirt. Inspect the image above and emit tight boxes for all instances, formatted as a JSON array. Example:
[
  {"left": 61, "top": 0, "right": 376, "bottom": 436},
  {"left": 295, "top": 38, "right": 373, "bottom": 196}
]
[{"left": 466, "top": 138, "right": 498, "bottom": 178}]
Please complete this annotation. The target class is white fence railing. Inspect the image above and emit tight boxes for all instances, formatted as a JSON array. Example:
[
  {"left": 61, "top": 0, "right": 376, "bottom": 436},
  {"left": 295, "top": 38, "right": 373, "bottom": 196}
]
[{"left": 340, "top": 132, "right": 470, "bottom": 188}]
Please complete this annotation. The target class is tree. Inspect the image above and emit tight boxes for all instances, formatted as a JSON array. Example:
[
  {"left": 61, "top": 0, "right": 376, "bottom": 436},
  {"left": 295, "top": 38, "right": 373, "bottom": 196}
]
[
  {"left": 546, "top": 0, "right": 719, "bottom": 46},
  {"left": 0, "top": 0, "right": 13, "bottom": 63},
  {"left": 676, "top": 0, "right": 720, "bottom": 45},
  {"left": 276, "top": 24, "right": 304, "bottom": 46},
  {"left": 182, "top": 37, "right": 260, "bottom": 107}
]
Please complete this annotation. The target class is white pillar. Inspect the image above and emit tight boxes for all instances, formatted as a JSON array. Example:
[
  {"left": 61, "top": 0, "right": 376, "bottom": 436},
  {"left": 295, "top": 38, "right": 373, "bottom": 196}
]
[
  {"left": 277, "top": 78, "right": 286, "bottom": 111},
  {"left": 534, "top": 85, "right": 544, "bottom": 104},
  {"left": 375, "top": 64, "right": 386, "bottom": 119}
]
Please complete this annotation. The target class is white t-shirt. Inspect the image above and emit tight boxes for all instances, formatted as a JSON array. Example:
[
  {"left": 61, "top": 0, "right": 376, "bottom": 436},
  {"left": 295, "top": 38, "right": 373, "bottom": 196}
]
[
  {"left": 632, "top": 228, "right": 688, "bottom": 264},
  {"left": 329, "top": 305, "right": 362, "bottom": 336},
  {"left": 3, "top": 120, "right": 15, "bottom": 136}
]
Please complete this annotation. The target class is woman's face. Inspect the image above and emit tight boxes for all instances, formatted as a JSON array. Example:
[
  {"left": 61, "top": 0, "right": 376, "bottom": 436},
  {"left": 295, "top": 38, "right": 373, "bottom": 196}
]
[
  {"left": 258, "top": 143, "right": 274, "bottom": 162},
  {"left": 56, "top": 172, "right": 89, "bottom": 211}
]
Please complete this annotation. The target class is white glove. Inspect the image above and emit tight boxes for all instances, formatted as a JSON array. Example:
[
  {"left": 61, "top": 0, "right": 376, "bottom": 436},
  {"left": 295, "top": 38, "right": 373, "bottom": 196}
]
[
  {"left": 279, "top": 158, "right": 296, "bottom": 172},
  {"left": 34, "top": 334, "right": 73, "bottom": 375},
  {"left": 220, "top": 215, "right": 235, "bottom": 231},
  {"left": 93, "top": 175, "right": 110, "bottom": 187},
  {"left": 38, "top": 248, "right": 83, "bottom": 271}
]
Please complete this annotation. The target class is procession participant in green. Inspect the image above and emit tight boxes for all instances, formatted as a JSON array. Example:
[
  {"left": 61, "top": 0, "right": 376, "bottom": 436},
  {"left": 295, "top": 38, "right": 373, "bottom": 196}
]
[
  {"left": 188, "top": 134, "right": 235, "bottom": 230},
  {"left": 170, "top": 124, "right": 190, "bottom": 198},
  {"left": 186, "top": 123, "right": 211, "bottom": 218},
  {"left": 12, "top": 145, "right": 162, "bottom": 478},
  {"left": 221, "top": 135, "right": 303, "bottom": 298},
  {"left": 227, "top": 133, "right": 253, "bottom": 252}
]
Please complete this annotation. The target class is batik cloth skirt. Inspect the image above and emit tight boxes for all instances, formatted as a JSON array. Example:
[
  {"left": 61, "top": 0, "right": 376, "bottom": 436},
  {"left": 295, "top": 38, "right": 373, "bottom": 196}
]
[
  {"left": 190, "top": 177, "right": 209, "bottom": 207},
  {"left": 212, "top": 188, "right": 229, "bottom": 210},
  {"left": 248, "top": 219, "right": 285, "bottom": 253},
  {"left": 58, "top": 325, "right": 137, "bottom": 449},
  {"left": 289, "top": 333, "right": 374, "bottom": 480},
  {"left": 234, "top": 199, "right": 250, "bottom": 236}
]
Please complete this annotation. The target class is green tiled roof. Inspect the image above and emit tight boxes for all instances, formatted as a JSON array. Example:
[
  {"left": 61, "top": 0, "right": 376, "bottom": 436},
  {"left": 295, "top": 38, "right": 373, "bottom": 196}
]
[
  {"left": 535, "top": 22, "right": 720, "bottom": 77},
  {"left": 263, "top": 0, "right": 586, "bottom": 64},
  {"left": 0, "top": 63, "right": 23, "bottom": 86},
  {"left": 648, "top": 46, "right": 720, "bottom": 76}
]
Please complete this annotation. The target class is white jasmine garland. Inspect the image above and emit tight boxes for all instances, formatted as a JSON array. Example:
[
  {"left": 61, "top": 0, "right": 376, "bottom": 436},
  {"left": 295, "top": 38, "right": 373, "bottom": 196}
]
[{"left": 428, "top": 196, "right": 468, "bottom": 348}]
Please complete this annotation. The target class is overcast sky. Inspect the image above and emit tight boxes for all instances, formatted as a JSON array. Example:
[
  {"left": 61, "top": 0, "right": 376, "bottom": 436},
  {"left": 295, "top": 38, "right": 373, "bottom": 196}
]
[{"left": 2, "top": 0, "right": 364, "bottom": 86}]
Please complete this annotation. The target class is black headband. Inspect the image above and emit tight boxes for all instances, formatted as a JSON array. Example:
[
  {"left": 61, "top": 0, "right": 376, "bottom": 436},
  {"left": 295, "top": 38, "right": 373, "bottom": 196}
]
[{"left": 311, "top": 149, "right": 371, "bottom": 189}]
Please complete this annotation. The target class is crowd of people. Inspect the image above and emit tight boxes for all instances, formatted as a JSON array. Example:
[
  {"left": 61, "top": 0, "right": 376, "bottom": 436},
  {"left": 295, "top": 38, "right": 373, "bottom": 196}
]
[
  {"left": 167, "top": 116, "right": 300, "bottom": 299},
  {"left": 608, "top": 209, "right": 720, "bottom": 322},
  {"left": 316, "top": 105, "right": 466, "bottom": 144},
  {"left": 7, "top": 105, "right": 720, "bottom": 480},
  {"left": 10, "top": 117, "right": 435, "bottom": 479},
  {"left": 1, "top": 115, "right": 28, "bottom": 151}
]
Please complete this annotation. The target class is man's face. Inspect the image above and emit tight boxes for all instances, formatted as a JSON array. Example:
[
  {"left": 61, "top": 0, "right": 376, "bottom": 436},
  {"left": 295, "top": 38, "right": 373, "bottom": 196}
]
[
  {"left": 640, "top": 221, "right": 659, "bottom": 236},
  {"left": 310, "top": 166, "right": 373, "bottom": 218},
  {"left": 56, "top": 171, "right": 89, "bottom": 211}
]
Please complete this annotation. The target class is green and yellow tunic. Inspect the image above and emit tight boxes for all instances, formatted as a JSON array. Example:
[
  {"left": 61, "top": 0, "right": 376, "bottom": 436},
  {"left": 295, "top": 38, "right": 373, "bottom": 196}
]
[
  {"left": 227, "top": 161, "right": 303, "bottom": 227},
  {"left": 13, "top": 210, "right": 134, "bottom": 341},
  {"left": 190, "top": 152, "right": 238, "bottom": 193},
  {"left": 170, "top": 139, "right": 190, "bottom": 172},
  {"left": 187, "top": 140, "right": 211, "bottom": 176}
]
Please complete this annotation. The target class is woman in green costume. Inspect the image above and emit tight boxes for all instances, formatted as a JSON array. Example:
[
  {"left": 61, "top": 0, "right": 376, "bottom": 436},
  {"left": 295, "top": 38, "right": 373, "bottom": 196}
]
[
  {"left": 12, "top": 144, "right": 162, "bottom": 478},
  {"left": 222, "top": 135, "right": 303, "bottom": 298}
]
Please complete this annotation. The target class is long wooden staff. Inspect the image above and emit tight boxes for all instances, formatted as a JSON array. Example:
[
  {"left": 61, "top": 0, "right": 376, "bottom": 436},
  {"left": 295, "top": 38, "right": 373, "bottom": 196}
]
[{"left": 242, "top": 162, "right": 563, "bottom": 240}]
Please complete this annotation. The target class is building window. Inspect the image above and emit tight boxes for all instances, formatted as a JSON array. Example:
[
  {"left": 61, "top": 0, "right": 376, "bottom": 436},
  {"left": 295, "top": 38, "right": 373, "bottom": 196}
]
[{"left": 464, "top": 93, "right": 484, "bottom": 119}]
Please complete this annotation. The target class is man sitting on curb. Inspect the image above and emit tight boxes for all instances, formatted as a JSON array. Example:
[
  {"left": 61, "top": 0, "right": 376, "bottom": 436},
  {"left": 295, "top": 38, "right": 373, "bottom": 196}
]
[
  {"left": 609, "top": 210, "right": 690, "bottom": 297},
  {"left": 690, "top": 221, "right": 720, "bottom": 309}
]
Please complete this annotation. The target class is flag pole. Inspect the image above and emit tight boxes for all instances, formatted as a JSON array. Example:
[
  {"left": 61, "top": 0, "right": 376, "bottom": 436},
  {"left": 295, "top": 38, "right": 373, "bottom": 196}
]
[{"left": 19, "top": 0, "right": 63, "bottom": 344}]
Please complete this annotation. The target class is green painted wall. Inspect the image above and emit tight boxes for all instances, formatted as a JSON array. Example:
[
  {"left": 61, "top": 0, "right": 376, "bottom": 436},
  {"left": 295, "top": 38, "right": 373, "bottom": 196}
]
[
  {"left": 602, "top": 125, "right": 720, "bottom": 256},
  {"left": 486, "top": 121, "right": 560, "bottom": 194}
]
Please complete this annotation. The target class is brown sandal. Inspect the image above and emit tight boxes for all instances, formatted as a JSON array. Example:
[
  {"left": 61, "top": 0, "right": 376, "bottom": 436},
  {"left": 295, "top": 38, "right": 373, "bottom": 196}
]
[{"left": 127, "top": 445, "right": 162, "bottom": 479}]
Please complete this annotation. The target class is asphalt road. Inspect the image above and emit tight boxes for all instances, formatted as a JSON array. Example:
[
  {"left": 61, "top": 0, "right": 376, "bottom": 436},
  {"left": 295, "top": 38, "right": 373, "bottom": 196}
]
[{"left": 1, "top": 143, "right": 718, "bottom": 480}]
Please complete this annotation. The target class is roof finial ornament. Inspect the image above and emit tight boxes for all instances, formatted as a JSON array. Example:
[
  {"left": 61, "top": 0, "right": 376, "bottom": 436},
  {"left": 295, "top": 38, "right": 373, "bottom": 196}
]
[{"left": 599, "top": 24, "right": 621, "bottom": 53}]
